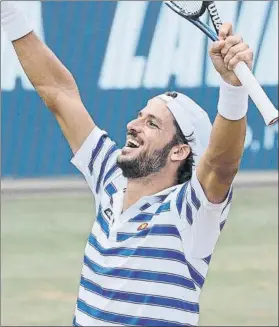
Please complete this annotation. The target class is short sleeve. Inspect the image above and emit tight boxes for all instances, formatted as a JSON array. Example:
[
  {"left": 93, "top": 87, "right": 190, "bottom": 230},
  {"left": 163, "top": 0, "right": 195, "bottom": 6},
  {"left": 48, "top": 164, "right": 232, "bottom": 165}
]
[
  {"left": 70, "top": 127, "right": 122, "bottom": 201},
  {"left": 176, "top": 169, "right": 233, "bottom": 258}
]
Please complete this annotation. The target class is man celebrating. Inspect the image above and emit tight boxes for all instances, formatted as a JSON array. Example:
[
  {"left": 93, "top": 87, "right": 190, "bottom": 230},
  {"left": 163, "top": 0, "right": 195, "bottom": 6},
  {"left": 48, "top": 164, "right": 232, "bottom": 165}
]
[{"left": 2, "top": 2, "right": 253, "bottom": 326}]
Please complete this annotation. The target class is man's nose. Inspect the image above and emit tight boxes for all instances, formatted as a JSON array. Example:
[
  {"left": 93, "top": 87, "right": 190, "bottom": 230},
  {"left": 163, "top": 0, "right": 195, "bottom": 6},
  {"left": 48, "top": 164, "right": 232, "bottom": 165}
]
[{"left": 127, "top": 118, "right": 143, "bottom": 133}]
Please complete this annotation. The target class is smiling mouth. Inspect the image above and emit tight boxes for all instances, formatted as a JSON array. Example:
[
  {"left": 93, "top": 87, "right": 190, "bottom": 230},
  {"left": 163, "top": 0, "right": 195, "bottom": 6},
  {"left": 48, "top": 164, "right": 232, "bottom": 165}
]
[{"left": 125, "top": 138, "right": 141, "bottom": 149}]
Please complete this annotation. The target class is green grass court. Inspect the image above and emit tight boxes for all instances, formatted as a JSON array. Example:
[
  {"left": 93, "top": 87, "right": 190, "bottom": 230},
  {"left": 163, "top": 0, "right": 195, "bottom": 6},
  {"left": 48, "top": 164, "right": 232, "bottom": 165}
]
[{"left": 1, "top": 186, "right": 278, "bottom": 326}]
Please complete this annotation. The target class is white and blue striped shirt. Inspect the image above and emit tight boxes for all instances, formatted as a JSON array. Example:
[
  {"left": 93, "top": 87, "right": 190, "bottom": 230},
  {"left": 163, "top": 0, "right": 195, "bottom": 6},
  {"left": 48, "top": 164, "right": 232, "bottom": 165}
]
[{"left": 71, "top": 127, "right": 233, "bottom": 326}]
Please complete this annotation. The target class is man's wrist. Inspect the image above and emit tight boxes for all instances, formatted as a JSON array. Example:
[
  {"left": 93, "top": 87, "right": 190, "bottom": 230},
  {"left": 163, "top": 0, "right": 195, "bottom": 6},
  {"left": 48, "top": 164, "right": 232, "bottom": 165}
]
[
  {"left": 1, "top": 1, "right": 33, "bottom": 41},
  {"left": 218, "top": 78, "right": 249, "bottom": 121}
]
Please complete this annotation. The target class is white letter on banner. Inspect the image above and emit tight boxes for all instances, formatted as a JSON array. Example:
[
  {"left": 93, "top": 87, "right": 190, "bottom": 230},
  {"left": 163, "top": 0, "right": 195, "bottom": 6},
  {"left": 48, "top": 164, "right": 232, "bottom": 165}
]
[
  {"left": 98, "top": 1, "right": 148, "bottom": 89},
  {"left": 235, "top": 2, "right": 269, "bottom": 55},
  {"left": 1, "top": 1, "right": 45, "bottom": 91},
  {"left": 244, "top": 124, "right": 253, "bottom": 150},
  {"left": 143, "top": 5, "right": 205, "bottom": 88},
  {"left": 263, "top": 124, "right": 278, "bottom": 150},
  {"left": 254, "top": 1, "right": 278, "bottom": 85}
]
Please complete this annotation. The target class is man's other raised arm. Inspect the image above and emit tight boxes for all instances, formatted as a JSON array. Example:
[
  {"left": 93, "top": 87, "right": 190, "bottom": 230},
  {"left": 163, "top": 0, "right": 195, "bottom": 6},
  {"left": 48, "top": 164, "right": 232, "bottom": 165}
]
[{"left": 2, "top": 2, "right": 95, "bottom": 154}]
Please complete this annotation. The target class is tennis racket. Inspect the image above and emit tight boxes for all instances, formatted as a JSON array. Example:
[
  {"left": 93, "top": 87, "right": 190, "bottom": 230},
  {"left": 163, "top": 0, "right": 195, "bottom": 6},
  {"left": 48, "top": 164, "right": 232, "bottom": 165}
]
[{"left": 165, "top": 1, "right": 278, "bottom": 126}]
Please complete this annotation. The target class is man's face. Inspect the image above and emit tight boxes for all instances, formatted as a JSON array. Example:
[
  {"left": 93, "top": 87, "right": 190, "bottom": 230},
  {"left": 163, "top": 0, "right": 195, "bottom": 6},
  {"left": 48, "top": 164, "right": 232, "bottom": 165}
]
[{"left": 117, "top": 97, "right": 178, "bottom": 179}]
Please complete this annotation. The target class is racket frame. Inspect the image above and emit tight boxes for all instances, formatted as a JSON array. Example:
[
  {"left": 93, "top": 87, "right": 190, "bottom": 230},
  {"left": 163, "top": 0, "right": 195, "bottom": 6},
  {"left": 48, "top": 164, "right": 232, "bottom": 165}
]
[
  {"left": 164, "top": 0, "right": 278, "bottom": 125},
  {"left": 165, "top": 1, "right": 219, "bottom": 41}
]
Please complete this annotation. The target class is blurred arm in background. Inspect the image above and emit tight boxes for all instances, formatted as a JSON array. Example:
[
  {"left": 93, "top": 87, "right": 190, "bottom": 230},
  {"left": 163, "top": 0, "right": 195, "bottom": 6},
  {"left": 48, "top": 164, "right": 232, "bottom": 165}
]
[{"left": 12, "top": 31, "right": 95, "bottom": 154}]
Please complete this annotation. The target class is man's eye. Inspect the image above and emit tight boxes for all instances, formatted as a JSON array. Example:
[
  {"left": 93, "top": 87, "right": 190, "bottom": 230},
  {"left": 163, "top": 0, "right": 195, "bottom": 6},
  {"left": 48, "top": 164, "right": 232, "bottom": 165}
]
[{"left": 148, "top": 121, "right": 158, "bottom": 128}]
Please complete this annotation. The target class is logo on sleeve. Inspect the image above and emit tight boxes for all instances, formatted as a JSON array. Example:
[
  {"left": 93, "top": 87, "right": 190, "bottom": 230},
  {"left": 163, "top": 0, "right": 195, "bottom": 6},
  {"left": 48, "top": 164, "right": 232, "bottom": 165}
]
[
  {"left": 104, "top": 208, "right": 113, "bottom": 221},
  {"left": 137, "top": 223, "right": 149, "bottom": 231}
]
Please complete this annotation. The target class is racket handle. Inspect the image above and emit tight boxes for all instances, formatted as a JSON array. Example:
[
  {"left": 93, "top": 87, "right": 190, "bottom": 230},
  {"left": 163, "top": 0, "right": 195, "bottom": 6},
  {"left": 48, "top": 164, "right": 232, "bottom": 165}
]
[{"left": 233, "top": 61, "right": 278, "bottom": 125}]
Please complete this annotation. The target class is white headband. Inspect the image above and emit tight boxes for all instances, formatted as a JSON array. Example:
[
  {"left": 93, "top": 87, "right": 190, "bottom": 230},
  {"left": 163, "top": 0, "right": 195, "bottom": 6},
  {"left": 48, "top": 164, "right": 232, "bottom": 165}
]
[{"left": 157, "top": 93, "right": 212, "bottom": 166}]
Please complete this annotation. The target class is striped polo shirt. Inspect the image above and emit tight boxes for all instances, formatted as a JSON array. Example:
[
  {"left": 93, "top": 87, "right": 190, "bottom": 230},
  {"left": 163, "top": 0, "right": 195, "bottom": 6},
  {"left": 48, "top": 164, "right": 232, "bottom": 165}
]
[{"left": 71, "top": 127, "right": 233, "bottom": 326}]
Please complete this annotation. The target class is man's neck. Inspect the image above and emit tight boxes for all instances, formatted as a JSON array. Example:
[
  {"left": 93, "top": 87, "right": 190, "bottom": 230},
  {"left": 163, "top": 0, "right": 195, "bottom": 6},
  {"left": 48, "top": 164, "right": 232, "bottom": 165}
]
[{"left": 122, "top": 171, "right": 176, "bottom": 212}]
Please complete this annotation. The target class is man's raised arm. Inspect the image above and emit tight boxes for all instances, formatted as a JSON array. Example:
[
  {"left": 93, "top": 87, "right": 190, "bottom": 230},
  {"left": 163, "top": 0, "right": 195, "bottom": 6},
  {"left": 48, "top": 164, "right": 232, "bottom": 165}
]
[
  {"left": 1, "top": 2, "right": 95, "bottom": 153},
  {"left": 196, "top": 23, "right": 253, "bottom": 204}
]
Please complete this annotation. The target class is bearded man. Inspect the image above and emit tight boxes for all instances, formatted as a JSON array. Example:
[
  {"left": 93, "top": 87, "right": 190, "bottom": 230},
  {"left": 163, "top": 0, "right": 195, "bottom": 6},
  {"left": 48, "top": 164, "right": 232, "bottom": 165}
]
[{"left": 2, "top": 2, "right": 253, "bottom": 326}]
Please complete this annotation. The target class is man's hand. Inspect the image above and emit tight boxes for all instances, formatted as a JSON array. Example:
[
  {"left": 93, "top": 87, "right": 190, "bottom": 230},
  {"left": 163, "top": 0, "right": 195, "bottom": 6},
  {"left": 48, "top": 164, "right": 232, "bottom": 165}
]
[{"left": 209, "top": 23, "right": 254, "bottom": 86}]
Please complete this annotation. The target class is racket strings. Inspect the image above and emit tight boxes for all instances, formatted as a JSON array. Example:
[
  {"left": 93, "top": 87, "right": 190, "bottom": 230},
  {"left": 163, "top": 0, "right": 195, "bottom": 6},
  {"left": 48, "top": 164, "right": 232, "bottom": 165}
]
[{"left": 170, "top": 1, "right": 204, "bottom": 16}]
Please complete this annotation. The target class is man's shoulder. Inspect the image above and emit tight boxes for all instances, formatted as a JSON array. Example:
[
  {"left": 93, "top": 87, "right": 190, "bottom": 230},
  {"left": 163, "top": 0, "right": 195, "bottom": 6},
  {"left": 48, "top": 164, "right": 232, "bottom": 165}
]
[{"left": 99, "top": 174, "right": 127, "bottom": 202}]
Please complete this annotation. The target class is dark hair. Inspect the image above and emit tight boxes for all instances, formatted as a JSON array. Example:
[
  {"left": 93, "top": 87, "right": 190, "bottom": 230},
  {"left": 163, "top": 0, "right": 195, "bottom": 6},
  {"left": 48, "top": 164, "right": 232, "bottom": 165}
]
[{"left": 165, "top": 92, "right": 195, "bottom": 184}]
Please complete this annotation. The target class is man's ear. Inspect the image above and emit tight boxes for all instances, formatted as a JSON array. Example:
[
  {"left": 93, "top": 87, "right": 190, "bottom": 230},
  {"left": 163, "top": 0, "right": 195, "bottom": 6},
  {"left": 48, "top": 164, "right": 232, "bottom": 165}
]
[{"left": 170, "top": 144, "right": 190, "bottom": 162}]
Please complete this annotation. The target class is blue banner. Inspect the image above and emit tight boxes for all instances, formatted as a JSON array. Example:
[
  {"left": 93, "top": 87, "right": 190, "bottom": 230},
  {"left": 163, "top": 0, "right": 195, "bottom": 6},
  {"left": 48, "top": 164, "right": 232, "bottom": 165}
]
[{"left": 1, "top": 1, "right": 278, "bottom": 177}]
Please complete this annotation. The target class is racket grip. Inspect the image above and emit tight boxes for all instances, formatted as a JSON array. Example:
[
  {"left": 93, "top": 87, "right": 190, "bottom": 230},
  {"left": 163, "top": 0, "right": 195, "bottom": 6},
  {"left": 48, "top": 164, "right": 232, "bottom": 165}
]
[{"left": 233, "top": 61, "right": 278, "bottom": 125}]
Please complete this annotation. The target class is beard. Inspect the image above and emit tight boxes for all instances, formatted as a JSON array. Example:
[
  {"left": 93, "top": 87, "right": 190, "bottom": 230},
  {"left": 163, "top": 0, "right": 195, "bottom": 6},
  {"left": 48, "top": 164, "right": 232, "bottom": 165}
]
[{"left": 117, "top": 137, "right": 177, "bottom": 179}]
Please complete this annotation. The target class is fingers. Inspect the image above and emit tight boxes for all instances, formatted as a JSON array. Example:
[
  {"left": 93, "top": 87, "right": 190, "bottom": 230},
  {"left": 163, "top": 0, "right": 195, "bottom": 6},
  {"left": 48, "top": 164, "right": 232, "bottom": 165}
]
[
  {"left": 223, "top": 42, "right": 248, "bottom": 67},
  {"left": 221, "top": 35, "right": 253, "bottom": 70},
  {"left": 227, "top": 49, "right": 253, "bottom": 71},
  {"left": 211, "top": 22, "right": 254, "bottom": 73},
  {"left": 221, "top": 35, "right": 243, "bottom": 58},
  {"left": 210, "top": 40, "right": 226, "bottom": 55},
  {"left": 218, "top": 22, "right": 233, "bottom": 40}
]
